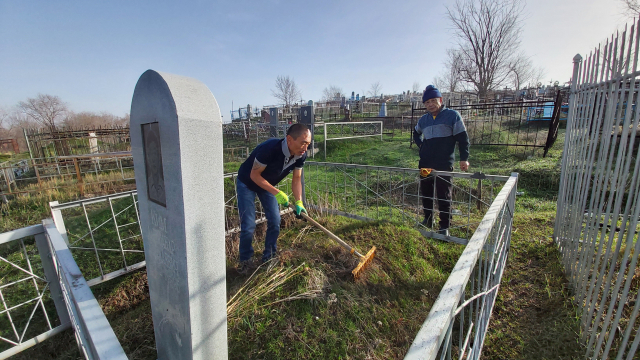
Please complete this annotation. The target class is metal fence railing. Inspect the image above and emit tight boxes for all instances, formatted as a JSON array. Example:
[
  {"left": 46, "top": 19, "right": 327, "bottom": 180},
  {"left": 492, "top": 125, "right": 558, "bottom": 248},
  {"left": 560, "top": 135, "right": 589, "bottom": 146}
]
[
  {"left": 405, "top": 173, "right": 517, "bottom": 359},
  {"left": 554, "top": 19, "right": 640, "bottom": 360},
  {"left": 0, "top": 154, "right": 135, "bottom": 197},
  {"left": 303, "top": 162, "right": 510, "bottom": 244},
  {"left": 315, "top": 122, "right": 383, "bottom": 160},
  {"left": 411, "top": 95, "right": 566, "bottom": 157},
  {"left": 0, "top": 221, "right": 126, "bottom": 359},
  {"left": 0, "top": 145, "right": 253, "bottom": 197},
  {"left": 24, "top": 127, "right": 130, "bottom": 160}
]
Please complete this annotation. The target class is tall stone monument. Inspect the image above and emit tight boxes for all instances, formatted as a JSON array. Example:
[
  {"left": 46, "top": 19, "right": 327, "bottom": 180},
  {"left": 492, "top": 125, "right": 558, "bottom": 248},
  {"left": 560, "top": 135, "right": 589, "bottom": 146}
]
[{"left": 130, "top": 70, "right": 228, "bottom": 360}]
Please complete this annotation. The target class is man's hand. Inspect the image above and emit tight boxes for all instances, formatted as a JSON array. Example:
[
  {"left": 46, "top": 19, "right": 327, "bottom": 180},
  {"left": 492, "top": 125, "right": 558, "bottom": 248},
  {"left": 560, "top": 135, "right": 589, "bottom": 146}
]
[
  {"left": 275, "top": 191, "right": 289, "bottom": 207},
  {"left": 294, "top": 200, "right": 307, "bottom": 219},
  {"left": 459, "top": 161, "right": 470, "bottom": 172}
]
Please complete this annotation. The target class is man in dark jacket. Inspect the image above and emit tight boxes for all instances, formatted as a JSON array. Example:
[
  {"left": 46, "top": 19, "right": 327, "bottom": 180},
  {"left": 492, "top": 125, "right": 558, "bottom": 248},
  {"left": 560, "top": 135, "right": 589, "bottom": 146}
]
[
  {"left": 413, "top": 85, "right": 470, "bottom": 236},
  {"left": 236, "top": 123, "right": 311, "bottom": 274}
]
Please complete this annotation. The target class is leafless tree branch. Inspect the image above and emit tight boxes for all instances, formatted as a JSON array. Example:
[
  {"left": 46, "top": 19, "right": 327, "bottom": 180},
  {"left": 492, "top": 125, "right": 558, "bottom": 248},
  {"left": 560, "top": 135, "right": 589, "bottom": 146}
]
[
  {"left": 446, "top": 0, "right": 525, "bottom": 98},
  {"left": 322, "top": 85, "right": 345, "bottom": 102},
  {"left": 271, "top": 75, "right": 302, "bottom": 109},
  {"left": 17, "top": 94, "right": 68, "bottom": 132},
  {"left": 368, "top": 82, "right": 382, "bottom": 97}
]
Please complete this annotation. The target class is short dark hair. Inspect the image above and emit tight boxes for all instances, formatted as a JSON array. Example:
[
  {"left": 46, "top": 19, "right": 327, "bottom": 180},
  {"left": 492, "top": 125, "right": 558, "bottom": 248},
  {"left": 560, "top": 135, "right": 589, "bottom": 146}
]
[{"left": 286, "top": 123, "right": 310, "bottom": 139}]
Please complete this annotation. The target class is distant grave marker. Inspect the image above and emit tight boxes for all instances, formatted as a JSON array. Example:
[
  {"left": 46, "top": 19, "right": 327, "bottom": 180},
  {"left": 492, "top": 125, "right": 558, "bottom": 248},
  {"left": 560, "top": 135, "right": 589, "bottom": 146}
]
[{"left": 269, "top": 107, "right": 278, "bottom": 137}]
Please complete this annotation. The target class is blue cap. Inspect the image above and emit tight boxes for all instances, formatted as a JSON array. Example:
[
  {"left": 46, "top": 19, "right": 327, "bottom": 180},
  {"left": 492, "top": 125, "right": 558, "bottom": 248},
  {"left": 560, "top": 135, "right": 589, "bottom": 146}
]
[{"left": 422, "top": 85, "right": 442, "bottom": 103}]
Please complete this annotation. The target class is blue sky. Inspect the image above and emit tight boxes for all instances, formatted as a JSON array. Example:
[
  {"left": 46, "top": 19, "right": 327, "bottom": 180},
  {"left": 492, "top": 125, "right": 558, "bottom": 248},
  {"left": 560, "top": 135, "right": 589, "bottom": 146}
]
[{"left": 0, "top": 0, "right": 630, "bottom": 122}]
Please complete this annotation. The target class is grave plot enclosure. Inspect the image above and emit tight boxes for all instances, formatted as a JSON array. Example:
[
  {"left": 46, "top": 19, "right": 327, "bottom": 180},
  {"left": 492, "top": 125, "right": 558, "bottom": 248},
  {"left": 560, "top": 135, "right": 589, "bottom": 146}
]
[{"left": 46, "top": 162, "right": 517, "bottom": 359}]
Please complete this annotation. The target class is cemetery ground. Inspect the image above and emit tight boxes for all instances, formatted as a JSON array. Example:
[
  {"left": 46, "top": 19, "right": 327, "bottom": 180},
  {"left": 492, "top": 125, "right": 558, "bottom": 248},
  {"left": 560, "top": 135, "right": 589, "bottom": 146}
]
[{"left": 0, "top": 134, "right": 587, "bottom": 359}]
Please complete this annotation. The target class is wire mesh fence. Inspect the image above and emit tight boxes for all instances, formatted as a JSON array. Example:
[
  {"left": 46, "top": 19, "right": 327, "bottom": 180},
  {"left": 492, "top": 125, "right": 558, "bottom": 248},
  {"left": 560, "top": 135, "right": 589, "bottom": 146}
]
[
  {"left": 555, "top": 19, "right": 640, "bottom": 360},
  {"left": 302, "top": 162, "right": 510, "bottom": 245}
]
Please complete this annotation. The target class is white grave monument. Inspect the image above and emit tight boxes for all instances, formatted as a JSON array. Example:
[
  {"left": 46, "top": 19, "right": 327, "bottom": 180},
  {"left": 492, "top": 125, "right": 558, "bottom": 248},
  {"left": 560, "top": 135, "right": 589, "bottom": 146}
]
[{"left": 130, "top": 70, "right": 228, "bottom": 360}]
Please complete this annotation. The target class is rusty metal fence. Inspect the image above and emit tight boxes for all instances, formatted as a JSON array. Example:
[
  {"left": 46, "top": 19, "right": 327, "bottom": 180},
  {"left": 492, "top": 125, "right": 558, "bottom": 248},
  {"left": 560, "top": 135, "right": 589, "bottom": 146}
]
[{"left": 411, "top": 95, "right": 566, "bottom": 157}]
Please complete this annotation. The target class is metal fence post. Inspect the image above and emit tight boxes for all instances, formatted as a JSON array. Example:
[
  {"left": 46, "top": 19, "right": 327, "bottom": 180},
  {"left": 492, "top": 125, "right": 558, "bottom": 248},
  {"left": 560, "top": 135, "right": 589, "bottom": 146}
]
[
  {"left": 32, "top": 159, "right": 42, "bottom": 186},
  {"left": 324, "top": 123, "right": 327, "bottom": 160},
  {"left": 34, "top": 223, "right": 70, "bottom": 326},
  {"left": 73, "top": 158, "right": 84, "bottom": 196},
  {"left": 49, "top": 201, "right": 69, "bottom": 245},
  {"left": 554, "top": 53, "right": 582, "bottom": 242}
]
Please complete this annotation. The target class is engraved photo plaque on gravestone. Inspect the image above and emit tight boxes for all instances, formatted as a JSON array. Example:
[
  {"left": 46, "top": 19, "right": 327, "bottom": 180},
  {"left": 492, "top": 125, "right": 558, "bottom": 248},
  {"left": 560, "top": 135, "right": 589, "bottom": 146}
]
[{"left": 142, "top": 122, "right": 166, "bottom": 206}]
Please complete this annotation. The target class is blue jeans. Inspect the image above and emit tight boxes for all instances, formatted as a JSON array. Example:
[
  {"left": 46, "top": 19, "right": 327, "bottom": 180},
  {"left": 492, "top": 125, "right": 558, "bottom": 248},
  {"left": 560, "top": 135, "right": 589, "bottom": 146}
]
[{"left": 236, "top": 179, "right": 281, "bottom": 262}]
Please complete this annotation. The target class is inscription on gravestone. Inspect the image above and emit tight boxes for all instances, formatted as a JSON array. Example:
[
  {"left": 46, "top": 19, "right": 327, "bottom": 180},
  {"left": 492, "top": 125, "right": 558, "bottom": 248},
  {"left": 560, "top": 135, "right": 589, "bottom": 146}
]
[{"left": 142, "top": 122, "right": 166, "bottom": 206}]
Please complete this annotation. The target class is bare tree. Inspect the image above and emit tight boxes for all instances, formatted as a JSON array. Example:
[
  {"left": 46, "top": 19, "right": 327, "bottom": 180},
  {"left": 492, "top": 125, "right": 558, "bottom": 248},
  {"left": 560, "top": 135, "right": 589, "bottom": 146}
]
[
  {"left": 322, "top": 85, "right": 345, "bottom": 102},
  {"left": 368, "top": 81, "right": 382, "bottom": 97},
  {"left": 433, "top": 49, "right": 466, "bottom": 93},
  {"left": 508, "top": 54, "right": 547, "bottom": 90},
  {"left": 63, "top": 111, "right": 129, "bottom": 128},
  {"left": 271, "top": 75, "right": 302, "bottom": 109},
  {"left": 446, "top": 0, "right": 525, "bottom": 98},
  {"left": 412, "top": 82, "right": 421, "bottom": 93},
  {"left": 18, "top": 94, "right": 68, "bottom": 132},
  {"left": 622, "top": 0, "right": 640, "bottom": 15},
  {"left": 0, "top": 107, "right": 8, "bottom": 132}
]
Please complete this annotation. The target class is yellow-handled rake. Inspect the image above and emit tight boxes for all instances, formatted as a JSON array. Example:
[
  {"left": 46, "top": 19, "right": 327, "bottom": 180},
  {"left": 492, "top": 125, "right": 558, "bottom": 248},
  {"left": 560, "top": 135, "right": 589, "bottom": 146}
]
[{"left": 295, "top": 209, "right": 376, "bottom": 279}]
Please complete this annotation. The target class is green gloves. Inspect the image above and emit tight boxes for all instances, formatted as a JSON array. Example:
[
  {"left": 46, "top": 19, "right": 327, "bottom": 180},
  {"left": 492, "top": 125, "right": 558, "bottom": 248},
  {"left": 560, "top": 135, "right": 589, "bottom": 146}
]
[
  {"left": 294, "top": 200, "right": 307, "bottom": 218},
  {"left": 275, "top": 190, "right": 289, "bottom": 207}
]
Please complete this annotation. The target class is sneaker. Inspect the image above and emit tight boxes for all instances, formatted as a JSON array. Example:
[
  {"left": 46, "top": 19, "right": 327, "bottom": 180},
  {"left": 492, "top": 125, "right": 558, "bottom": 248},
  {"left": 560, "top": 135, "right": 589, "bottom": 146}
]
[
  {"left": 421, "top": 217, "right": 433, "bottom": 227},
  {"left": 438, "top": 228, "right": 450, "bottom": 237},
  {"left": 236, "top": 259, "right": 257, "bottom": 275}
]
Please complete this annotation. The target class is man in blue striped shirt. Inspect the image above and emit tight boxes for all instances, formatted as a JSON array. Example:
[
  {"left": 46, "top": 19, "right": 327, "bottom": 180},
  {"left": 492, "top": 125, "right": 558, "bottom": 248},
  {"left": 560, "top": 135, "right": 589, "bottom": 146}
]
[{"left": 413, "top": 85, "right": 470, "bottom": 236}]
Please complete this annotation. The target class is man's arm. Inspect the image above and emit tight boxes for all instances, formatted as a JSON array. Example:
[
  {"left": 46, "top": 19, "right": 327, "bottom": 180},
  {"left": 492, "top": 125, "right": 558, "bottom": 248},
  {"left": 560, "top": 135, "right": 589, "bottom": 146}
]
[
  {"left": 292, "top": 169, "right": 303, "bottom": 202},
  {"left": 249, "top": 161, "right": 280, "bottom": 195},
  {"left": 454, "top": 129, "right": 470, "bottom": 171},
  {"left": 413, "top": 128, "right": 423, "bottom": 148}
]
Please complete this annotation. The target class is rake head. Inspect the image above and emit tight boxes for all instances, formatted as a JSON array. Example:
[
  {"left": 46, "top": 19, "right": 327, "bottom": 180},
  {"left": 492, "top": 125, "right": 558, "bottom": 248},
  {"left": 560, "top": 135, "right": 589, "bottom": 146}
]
[{"left": 352, "top": 246, "right": 377, "bottom": 279}]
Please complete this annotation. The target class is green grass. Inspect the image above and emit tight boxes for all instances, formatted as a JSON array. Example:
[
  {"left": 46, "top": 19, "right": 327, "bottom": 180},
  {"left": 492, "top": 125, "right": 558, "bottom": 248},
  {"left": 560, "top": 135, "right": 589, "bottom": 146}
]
[{"left": 224, "top": 216, "right": 465, "bottom": 359}]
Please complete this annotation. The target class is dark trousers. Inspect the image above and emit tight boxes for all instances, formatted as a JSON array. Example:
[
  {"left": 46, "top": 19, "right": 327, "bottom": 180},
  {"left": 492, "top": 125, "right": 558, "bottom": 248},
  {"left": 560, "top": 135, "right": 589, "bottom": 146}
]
[{"left": 420, "top": 173, "right": 453, "bottom": 229}]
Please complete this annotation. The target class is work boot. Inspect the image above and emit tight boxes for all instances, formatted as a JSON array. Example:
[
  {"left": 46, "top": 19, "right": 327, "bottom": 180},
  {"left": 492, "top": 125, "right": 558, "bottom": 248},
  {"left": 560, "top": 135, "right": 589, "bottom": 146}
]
[
  {"left": 236, "top": 259, "right": 257, "bottom": 275},
  {"left": 438, "top": 228, "right": 450, "bottom": 237}
]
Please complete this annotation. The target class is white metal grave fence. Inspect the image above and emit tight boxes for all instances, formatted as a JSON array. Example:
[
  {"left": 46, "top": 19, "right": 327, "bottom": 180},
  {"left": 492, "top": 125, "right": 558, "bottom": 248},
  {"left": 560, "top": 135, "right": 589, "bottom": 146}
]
[
  {"left": 315, "top": 121, "right": 383, "bottom": 160},
  {"left": 303, "top": 162, "right": 510, "bottom": 245},
  {"left": 406, "top": 173, "right": 517, "bottom": 360},
  {"left": 42, "top": 164, "right": 515, "bottom": 358},
  {"left": 0, "top": 221, "right": 126, "bottom": 359},
  {"left": 554, "top": 20, "right": 640, "bottom": 360}
]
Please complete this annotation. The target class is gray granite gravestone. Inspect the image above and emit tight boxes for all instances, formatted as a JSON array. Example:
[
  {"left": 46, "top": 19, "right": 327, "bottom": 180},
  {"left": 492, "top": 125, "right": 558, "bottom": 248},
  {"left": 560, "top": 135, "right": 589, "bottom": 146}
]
[
  {"left": 298, "top": 105, "right": 316, "bottom": 156},
  {"left": 269, "top": 107, "right": 278, "bottom": 137},
  {"left": 130, "top": 70, "right": 228, "bottom": 360}
]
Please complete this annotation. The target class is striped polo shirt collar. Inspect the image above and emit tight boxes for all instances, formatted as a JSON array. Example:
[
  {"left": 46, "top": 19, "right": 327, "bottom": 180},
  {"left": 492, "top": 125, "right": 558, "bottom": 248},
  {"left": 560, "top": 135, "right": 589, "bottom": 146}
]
[{"left": 281, "top": 137, "right": 302, "bottom": 168}]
